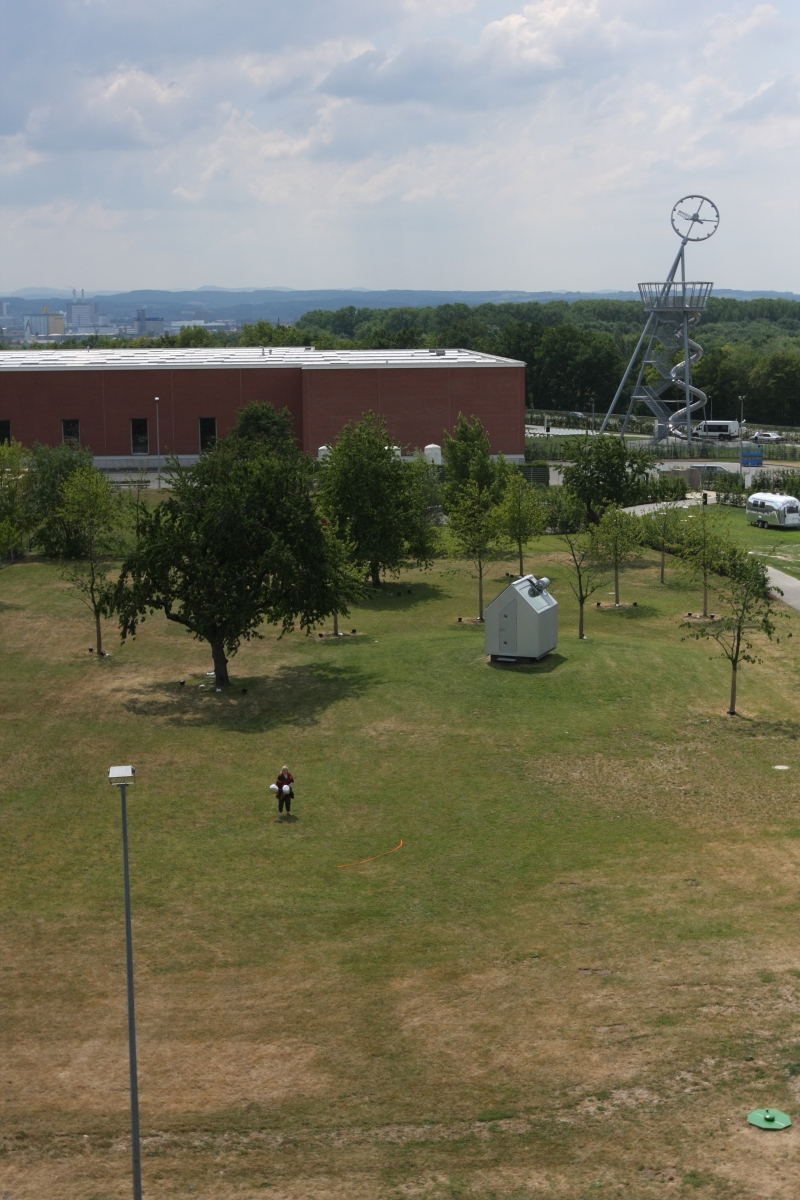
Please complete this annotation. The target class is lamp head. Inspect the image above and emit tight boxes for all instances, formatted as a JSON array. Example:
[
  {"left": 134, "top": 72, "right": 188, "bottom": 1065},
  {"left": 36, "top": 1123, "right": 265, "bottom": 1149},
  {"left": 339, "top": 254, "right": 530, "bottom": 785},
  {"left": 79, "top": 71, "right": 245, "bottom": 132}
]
[{"left": 108, "top": 765, "right": 135, "bottom": 787}]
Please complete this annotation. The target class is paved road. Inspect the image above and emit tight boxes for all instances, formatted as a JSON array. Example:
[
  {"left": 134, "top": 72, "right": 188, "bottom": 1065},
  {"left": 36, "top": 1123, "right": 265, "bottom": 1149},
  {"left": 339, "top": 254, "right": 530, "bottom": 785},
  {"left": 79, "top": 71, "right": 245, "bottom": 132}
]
[
  {"left": 624, "top": 498, "right": 700, "bottom": 517},
  {"left": 767, "top": 566, "right": 800, "bottom": 611}
]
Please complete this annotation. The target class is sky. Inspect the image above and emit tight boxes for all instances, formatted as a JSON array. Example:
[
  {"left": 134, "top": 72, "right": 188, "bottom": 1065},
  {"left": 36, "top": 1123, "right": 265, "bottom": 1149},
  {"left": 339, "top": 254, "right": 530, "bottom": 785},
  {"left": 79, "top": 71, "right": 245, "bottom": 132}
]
[{"left": 0, "top": 0, "right": 798, "bottom": 293}]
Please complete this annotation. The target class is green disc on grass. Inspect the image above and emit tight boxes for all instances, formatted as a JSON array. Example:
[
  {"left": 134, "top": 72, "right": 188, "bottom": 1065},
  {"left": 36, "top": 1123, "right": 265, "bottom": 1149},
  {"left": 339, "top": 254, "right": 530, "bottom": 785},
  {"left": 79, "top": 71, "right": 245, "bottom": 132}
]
[{"left": 747, "top": 1108, "right": 792, "bottom": 1130}]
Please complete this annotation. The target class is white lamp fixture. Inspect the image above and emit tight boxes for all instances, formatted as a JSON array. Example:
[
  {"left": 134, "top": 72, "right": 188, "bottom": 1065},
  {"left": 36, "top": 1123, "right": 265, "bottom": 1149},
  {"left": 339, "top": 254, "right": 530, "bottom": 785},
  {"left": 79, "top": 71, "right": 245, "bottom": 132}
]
[{"left": 109, "top": 765, "right": 135, "bottom": 786}]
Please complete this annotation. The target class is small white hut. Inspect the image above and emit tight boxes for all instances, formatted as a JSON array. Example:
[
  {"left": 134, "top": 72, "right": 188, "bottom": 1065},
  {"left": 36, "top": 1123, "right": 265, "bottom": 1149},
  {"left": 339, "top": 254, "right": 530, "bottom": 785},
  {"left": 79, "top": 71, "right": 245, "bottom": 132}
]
[{"left": 484, "top": 575, "right": 558, "bottom": 663}]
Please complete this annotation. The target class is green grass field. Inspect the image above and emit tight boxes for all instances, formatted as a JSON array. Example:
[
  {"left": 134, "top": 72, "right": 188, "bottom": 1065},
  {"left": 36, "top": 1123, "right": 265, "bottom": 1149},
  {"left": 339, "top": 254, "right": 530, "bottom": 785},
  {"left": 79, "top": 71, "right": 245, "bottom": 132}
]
[
  {"left": 4, "top": 537, "right": 800, "bottom": 1199},
  {"left": 717, "top": 503, "right": 800, "bottom": 581}
]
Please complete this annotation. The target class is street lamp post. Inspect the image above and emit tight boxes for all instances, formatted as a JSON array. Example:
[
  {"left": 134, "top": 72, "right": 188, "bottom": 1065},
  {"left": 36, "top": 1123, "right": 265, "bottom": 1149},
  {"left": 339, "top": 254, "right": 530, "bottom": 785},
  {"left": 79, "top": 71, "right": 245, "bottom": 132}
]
[
  {"left": 739, "top": 394, "right": 745, "bottom": 479},
  {"left": 108, "top": 765, "right": 142, "bottom": 1200},
  {"left": 154, "top": 396, "right": 161, "bottom": 491}
]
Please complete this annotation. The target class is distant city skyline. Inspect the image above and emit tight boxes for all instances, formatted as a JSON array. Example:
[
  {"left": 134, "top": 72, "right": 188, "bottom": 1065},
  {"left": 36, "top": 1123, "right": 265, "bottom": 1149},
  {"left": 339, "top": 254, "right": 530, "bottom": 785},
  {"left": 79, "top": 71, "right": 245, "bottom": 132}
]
[{"left": 1, "top": 2, "right": 798, "bottom": 293}]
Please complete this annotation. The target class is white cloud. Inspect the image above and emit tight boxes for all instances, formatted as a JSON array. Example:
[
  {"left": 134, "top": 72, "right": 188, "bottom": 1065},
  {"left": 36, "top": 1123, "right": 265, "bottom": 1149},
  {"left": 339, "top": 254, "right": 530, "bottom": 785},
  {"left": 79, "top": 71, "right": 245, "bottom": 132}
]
[
  {"left": 0, "top": 134, "right": 43, "bottom": 175},
  {"left": 1, "top": 1, "right": 800, "bottom": 290}
]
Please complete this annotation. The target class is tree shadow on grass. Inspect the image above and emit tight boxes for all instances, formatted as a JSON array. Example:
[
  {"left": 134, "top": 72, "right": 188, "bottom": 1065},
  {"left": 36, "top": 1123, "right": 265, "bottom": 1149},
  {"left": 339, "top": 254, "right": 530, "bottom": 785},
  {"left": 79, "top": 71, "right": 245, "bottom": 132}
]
[
  {"left": 121, "top": 661, "right": 375, "bottom": 732},
  {"left": 732, "top": 717, "right": 800, "bottom": 741},
  {"left": 353, "top": 581, "right": 447, "bottom": 611},
  {"left": 597, "top": 604, "right": 659, "bottom": 619},
  {"left": 488, "top": 653, "right": 568, "bottom": 674}
]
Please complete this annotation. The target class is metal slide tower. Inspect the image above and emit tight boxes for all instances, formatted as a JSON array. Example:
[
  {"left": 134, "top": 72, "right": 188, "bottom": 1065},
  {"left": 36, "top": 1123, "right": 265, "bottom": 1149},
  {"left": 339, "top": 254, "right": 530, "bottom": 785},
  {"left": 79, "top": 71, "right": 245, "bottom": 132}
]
[{"left": 599, "top": 196, "right": 720, "bottom": 444}]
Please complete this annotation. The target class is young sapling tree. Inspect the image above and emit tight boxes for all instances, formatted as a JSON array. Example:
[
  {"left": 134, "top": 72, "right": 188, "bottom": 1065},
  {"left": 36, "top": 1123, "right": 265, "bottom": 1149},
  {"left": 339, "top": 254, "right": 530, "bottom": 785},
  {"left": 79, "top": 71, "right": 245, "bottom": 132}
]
[
  {"left": 58, "top": 463, "right": 126, "bottom": 654},
  {"left": 592, "top": 505, "right": 642, "bottom": 606},
  {"left": 677, "top": 504, "right": 730, "bottom": 618},
  {"left": 641, "top": 504, "right": 683, "bottom": 584},
  {"left": 682, "top": 552, "right": 777, "bottom": 715},
  {"left": 494, "top": 471, "right": 548, "bottom": 576},
  {"left": 560, "top": 529, "right": 607, "bottom": 639},
  {"left": 448, "top": 481, "right": 501, "bottom": 621}
]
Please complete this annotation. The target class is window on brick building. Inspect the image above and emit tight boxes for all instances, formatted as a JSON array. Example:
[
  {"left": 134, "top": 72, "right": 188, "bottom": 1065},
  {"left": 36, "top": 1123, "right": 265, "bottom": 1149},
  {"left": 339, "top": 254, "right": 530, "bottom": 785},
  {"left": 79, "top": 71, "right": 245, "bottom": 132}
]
[
  {"left": 199, "top": 417, "right": 217, "bottom": 452},
  {"left": 62, "top": 419, "right": 80, "bottom": 446},
  {"left": 131, "top": 418, "right": 149, "bottom": 455},
  {"left": 0, "top": 420, "right": 10, "bottom": 445}
]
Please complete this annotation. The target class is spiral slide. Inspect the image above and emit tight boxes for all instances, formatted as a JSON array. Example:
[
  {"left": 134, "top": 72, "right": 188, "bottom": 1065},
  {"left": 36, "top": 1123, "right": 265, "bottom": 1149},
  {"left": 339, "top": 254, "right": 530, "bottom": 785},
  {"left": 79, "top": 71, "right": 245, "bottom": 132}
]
[{"left": 668, "top": 326, "right": 707, "bottom": 425}]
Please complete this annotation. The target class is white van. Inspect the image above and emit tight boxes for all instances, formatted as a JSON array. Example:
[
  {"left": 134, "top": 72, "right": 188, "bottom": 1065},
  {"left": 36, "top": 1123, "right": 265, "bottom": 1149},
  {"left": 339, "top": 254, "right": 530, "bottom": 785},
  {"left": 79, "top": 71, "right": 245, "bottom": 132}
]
[
  {"left": 746, "top": 492, "right": 800, "bottom": 528},
  {"left": 692, "top": 420, "right": 741, "bottom": 441}
]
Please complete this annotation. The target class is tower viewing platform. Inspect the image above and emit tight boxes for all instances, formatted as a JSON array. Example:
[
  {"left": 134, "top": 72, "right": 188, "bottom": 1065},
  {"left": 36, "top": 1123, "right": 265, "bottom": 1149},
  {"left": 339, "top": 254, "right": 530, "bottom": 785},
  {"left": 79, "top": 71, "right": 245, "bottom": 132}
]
[{"left": 638, "top": 281, "right": 713, "bottom": 312}]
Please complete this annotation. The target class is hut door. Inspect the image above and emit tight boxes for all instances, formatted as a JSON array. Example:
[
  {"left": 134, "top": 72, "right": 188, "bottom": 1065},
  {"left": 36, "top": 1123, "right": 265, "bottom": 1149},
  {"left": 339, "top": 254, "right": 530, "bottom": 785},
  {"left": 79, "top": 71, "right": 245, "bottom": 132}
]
[{"left": 499, "top": 602, "right": 516, "bottom": 654}]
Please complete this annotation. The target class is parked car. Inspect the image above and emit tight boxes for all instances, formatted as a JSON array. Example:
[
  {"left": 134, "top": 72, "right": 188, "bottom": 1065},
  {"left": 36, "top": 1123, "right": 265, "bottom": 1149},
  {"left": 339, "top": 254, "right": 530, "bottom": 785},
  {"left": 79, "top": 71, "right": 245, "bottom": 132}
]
[{"left": 750, "top": 430, "right": 784, "bottom": 444}]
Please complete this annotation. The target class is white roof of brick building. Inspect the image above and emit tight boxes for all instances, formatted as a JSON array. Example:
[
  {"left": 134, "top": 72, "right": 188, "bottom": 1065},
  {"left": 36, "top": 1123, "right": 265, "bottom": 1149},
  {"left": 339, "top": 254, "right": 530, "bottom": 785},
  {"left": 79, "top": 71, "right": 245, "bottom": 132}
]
[{"left": 0, "top": 347, "right": 524, "bottom": 371}]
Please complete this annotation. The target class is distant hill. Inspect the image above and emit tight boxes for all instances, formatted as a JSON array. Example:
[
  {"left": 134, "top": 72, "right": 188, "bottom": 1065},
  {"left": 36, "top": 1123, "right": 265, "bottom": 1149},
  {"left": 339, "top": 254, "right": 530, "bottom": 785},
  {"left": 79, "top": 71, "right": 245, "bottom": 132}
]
[{"left": 3, "top": 286, "right": 800, "bottom": 323}]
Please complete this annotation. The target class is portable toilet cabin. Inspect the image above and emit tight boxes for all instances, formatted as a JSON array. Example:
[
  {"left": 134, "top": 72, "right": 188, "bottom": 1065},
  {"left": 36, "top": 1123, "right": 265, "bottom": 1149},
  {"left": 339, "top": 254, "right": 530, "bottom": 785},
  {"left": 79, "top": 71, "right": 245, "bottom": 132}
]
[{"left": 484, "top": 575, "right": 558, "bottom": 664}]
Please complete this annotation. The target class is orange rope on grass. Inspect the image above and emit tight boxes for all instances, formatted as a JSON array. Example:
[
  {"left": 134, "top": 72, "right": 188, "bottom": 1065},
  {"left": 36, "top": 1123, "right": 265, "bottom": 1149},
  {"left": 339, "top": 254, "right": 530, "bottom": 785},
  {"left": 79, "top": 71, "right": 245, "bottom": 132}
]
[{"left": 337, "top": 839, "right": 403, "bottom": 868}]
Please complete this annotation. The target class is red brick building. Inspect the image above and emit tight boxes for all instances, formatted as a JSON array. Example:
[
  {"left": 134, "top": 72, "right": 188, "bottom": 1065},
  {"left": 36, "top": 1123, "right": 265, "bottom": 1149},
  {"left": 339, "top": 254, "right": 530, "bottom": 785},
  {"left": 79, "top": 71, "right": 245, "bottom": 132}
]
[{"left": 0, "top": 346, "right": 525, "bottom": 467}]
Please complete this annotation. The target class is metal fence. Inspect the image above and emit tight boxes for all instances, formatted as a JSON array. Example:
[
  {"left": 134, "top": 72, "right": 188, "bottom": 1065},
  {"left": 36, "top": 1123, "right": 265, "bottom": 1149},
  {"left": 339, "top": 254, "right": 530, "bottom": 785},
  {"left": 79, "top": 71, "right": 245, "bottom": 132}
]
[{"left": 525, "top": 437, "right": 800, "bottom": 463}]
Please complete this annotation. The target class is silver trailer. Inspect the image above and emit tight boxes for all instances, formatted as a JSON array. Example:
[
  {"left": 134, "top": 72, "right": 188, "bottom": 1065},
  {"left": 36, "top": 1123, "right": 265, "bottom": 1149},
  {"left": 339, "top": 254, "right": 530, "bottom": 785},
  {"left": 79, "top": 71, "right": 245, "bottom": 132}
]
[{"left": 746, "top": 492, "right": 800, "bottom": 529}]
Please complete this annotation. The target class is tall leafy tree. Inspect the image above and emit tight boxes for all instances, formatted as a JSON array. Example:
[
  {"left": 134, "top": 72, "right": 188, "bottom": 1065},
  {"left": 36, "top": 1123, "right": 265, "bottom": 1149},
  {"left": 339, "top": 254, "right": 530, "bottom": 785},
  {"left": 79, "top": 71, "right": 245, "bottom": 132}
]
[
  {"left": 319, "top": 412, "right": 436, "bottom": 588},
  {"left": 405, "top": 452, "right": 443, "bottom": 564},
  {"left": 176, "top": 325, "right": 216, "bottom": 347},
  {"left": 561, "top": 435, "right": 652, "bottom": 525},
  {"left": 0, "top": 440, "right": 31, "bottom": 562},
  {"left": 442, "top": 413, "right": 508, "bottom": 511},
  {"left": 682, "top": 552, "right": 776, "bottom": 715},
  {"left": 113, "top": 441, "right": 362, "bottom": 686},
  {"left": 746, "top": 352, "right": 800, "bottom": 425},
  {"left": 493, "top": 472, "right": 548, "bottom": 576},
  {"left": 27, "top": 441, "right": 95, "bottom": 557},
  {"left": 592, "top": 506, "right": 642, "bottom": 606},
  {"left": 530, "top": 324, "right": 623, "bottom": 410},
  {"left": 58, "top": 463, "right": 126, "bottom": 655},
  {"left": 227, "top": 402, "right": 295, "bottom": 454}
]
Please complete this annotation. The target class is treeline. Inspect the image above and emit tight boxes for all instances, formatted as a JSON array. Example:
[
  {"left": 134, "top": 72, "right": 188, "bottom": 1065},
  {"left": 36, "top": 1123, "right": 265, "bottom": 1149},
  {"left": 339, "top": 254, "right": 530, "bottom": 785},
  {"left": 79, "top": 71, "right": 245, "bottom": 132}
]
[
  {"left": 0, "top": 418, "right": 686, "bottom": 661},
  {"left": 5, "top": 295, "right": 800, "bottom": 424}
]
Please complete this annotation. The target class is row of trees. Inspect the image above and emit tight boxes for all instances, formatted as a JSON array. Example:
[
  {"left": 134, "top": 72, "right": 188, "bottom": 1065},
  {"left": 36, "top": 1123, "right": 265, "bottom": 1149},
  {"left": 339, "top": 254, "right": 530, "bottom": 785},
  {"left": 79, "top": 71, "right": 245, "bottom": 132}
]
[
  {"left": 0, "top": 440, "right": 124, "bottom": 563},
  {"left": 0, "top": 423, "right": 689, "bottom": 654},
  {"left": 2, "top": 407, "right": 537, "bottom": 682},
  {"left": 554, "top": 495, "right": 776, "bottom": 716},
  {"left": 10, "top": 293, "right": 800, "bottom": 420},
  {"left": 1, "top": 407, "right": 375, "bottom": 681},
  {"left": 0, "top": 417, "right": 776, "bottom": 712},
  {"left": 318, "top": 422, "right": 775, "bottom": 719}
]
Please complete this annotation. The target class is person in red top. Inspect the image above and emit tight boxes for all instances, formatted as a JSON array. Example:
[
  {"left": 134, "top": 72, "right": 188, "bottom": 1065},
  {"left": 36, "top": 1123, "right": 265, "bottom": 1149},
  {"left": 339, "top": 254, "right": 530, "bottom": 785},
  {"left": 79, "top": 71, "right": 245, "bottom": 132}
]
[{"left": 276, "top": 765, "right": 294, "bottom": 815}]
